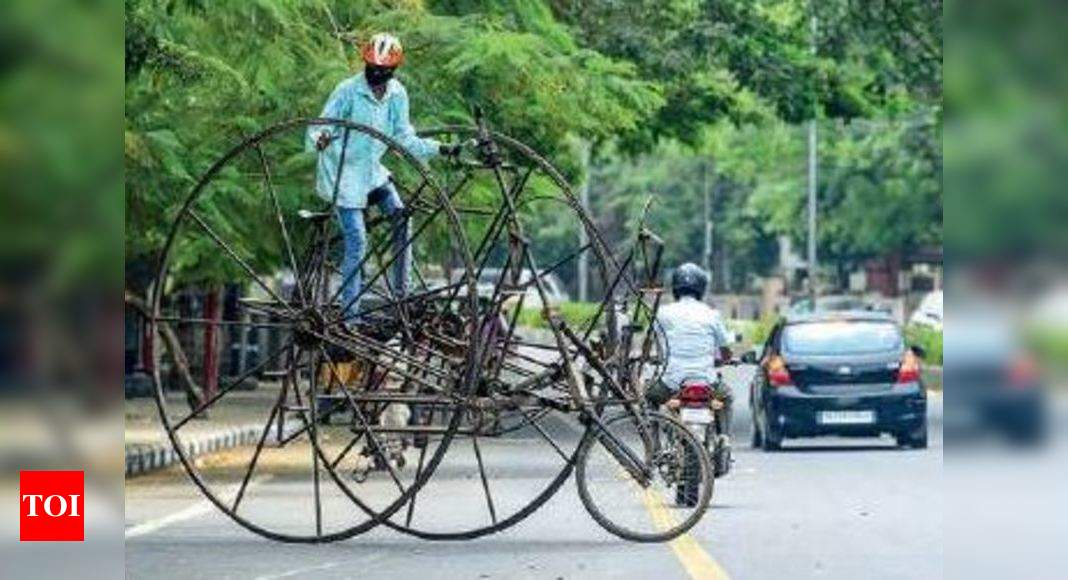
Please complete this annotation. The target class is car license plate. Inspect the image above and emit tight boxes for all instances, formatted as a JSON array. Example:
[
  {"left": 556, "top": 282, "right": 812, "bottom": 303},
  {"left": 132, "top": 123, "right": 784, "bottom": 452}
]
[
  {"left": 818, "top": 410, "right": 875, "bottom": 425},
  {"left": 680, "top": 408, "right": 713, "bottom": 424}
]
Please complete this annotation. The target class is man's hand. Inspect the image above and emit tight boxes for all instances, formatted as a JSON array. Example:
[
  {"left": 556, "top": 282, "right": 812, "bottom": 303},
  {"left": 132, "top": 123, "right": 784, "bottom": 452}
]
[
  {"left": 315, "top": 132, "right": 334, "bottom": 151},
  {"left": 439, "top": 138, "right": 477, "bottom": 158}
]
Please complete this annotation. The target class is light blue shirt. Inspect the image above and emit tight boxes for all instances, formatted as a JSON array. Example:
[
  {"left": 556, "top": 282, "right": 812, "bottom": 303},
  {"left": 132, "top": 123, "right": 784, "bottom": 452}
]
[
  {"left": 655, "top": 297, "right": 732, "bottom": 389},
  {"left": 306, "top": 73, "right": 441, "bottom": 209}
]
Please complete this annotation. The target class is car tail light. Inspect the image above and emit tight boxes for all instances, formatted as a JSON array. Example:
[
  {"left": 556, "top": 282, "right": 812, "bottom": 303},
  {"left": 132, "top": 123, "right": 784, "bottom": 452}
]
[
  {"left": 1008, "top": 354, "right": 1039, "bottom": 388},
  {"left": 678, "top": 383, "right": 712, "bottom": 407},
  {"left": 767, "top": 355, "right": 793, "bottom": 387},
  {"left": 896, "top": 350, "right": 921, "bottom": 384}
]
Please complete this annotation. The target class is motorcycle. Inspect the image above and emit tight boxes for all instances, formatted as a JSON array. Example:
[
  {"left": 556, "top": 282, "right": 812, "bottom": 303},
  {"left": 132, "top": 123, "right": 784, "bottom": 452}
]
[{"left": 671, "top": 358, "right": 743, "bottom": 480}]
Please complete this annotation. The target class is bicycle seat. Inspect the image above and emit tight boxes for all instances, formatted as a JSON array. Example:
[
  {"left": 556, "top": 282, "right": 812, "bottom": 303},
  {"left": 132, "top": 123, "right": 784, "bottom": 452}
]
[{"left": 298, "top": 209, "right": 333, "bottom": 222}]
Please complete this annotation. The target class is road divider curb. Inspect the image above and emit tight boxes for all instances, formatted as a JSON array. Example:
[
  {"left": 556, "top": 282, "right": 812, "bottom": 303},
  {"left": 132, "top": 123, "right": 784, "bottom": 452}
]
[{"left": 125, "top": 423, "right": 296, "bottom": 478}]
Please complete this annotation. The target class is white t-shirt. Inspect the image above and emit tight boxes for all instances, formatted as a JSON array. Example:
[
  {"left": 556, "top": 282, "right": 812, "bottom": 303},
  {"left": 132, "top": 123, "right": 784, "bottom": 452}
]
[{"left": 655, "top": 296, "right": 731, "bottom": 390}]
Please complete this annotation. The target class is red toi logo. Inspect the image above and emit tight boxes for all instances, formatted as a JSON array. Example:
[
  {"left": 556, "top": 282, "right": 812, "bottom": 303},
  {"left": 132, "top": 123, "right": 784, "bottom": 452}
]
[{"left": 19, "top": 471, "right": 84, "bottom": 542}]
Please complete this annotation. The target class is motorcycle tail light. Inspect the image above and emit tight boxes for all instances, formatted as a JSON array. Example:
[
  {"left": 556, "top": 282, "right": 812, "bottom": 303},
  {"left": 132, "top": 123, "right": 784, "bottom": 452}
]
[
  {"left": 1008, "top": 354, "right": 1039, "bottom": 389},
  {"left": 896, "top": 350, "right": 921, "bottom": 384},
  {"left": 767, "top": 355, "right": 793, "bottom": 387},
  {"left": 678, "top": 383, "right": 712, "bottom": 406}
]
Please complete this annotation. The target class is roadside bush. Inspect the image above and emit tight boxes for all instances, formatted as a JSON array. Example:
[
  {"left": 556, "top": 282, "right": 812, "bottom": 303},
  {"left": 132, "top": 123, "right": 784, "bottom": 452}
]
[
  {"left": 1028, "top": 326, "right": 1068, "bottom": 370},
  {"left": 748, "top": 313, "right": 781, "bottom": 346},
  {"left": 905, "top": 324, "right": 943, "bottom": 365},
  {"left": 726, "top": 313, "right": 780, "bottom": 349},
  {"left": 726, "top": 319, "right": 756, "bottom": 344},
  {"left": 514, "top": 301, "right": 602, "bottom": 330}
]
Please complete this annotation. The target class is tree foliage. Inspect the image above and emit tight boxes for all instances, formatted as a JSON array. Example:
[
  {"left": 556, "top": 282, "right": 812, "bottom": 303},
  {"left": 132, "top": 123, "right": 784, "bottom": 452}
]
[
  {"left": 125, "top": 0, "right": 943, "bottom": 293},
  {"left": 125, "top": 0, "right": 661, "bottom": 287}
]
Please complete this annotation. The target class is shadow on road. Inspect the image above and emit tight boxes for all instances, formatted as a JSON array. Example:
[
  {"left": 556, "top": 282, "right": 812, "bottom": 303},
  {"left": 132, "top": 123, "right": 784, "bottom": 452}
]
[
  {"left": 765, "top": 444, "right": 902, "bottom": 453},
  {"left": 135, "top": 535, "right": 647, "bottom": 552}
]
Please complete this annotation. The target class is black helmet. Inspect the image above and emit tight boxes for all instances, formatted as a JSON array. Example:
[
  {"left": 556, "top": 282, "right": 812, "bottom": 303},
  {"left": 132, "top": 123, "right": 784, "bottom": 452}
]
[{"left": 671, "top": 263, "right": 709, "bottom": 300}]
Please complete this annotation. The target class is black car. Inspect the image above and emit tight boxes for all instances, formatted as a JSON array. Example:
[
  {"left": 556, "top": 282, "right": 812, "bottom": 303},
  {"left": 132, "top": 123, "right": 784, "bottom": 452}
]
[
  {"left": 944, "top": 311, "right": 1046, "bottom": 445},
  {"left": 748, "top": 311, "right": 928, "bottom": 450}
]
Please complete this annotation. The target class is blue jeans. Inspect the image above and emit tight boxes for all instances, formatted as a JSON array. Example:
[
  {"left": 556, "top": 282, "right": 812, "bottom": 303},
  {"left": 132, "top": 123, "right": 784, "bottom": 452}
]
[{"left": 336, "top": 183, "right": 410, "bottom": 323}]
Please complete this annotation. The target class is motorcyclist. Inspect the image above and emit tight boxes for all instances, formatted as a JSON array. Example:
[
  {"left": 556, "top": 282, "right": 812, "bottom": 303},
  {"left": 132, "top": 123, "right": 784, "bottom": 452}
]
[{"left": 649, "top": 263, "right": 734, "bottom": 437}]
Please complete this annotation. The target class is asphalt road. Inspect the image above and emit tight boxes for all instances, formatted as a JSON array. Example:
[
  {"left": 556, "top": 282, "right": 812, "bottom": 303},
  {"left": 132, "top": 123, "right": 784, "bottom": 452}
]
[{"left": 125, "top": 366, "right": 943, "bottom": 580}]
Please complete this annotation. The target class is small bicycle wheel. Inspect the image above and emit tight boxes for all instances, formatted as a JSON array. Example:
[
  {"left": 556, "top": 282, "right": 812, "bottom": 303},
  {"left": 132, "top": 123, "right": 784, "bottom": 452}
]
[{"left": 575, "top": 411, "right": 713, "bottom": 542}]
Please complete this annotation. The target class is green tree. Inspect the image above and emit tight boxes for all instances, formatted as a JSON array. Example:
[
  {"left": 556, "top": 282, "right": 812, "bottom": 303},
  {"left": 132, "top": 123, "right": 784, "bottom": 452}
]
[{"left": 125, "top": 0, "right": 663, "bottom": 289}]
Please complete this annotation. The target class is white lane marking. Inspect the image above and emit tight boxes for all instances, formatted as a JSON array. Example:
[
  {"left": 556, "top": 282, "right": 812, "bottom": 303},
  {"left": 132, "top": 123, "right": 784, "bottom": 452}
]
[
  {"left": 124, "top": 500, "right": 214, "bottom": 539},
  {"left": 253, "top": 561, "right": 342, "bottom": 580},
  {"left": 125, "top": 475, "right": 273, "bottom": 539}
]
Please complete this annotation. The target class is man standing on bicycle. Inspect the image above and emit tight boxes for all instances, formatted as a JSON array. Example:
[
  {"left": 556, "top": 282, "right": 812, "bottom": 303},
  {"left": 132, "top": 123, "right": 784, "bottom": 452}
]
[
  {"left": 307, "top": 33, "right": 463, "bottom": 326},
  {"left": 650, "top": 263, "right": 735, "bottom": 436}
]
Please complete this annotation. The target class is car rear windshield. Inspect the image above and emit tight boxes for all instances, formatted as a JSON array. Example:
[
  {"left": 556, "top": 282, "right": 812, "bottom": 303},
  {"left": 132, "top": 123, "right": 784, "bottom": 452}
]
[{"left": 783, "top": 321, "right": 902, "bottom": 355}]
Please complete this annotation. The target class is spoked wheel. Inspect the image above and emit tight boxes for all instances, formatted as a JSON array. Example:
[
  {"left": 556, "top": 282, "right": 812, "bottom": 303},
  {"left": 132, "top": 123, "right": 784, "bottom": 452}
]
[
  {"left": 575, "top": 411, "right": 713, "bottom": 542},
  {"left": 365, "top": 124, "right": 674, "bottom": 541},
  {"left": 357, "top": 125, "right": 617, "bottom": 540},
  {"left": 149, "top": 118, "right": 480, "bottom": 542}
]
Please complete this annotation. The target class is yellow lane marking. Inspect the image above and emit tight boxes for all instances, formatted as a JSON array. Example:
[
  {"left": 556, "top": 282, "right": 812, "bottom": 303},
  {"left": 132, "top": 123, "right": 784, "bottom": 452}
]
[
  {"left": 598, "top": 421, "right": 729, "bottom": 579},
  {"left": 639, "top": 488, "right": 730, "bottom": 580}
]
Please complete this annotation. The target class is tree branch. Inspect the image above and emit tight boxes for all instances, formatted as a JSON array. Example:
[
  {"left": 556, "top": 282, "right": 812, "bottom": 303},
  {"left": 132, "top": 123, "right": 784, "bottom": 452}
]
[{"left": 124, "top": 289, "right": 206, "bottom": 414}]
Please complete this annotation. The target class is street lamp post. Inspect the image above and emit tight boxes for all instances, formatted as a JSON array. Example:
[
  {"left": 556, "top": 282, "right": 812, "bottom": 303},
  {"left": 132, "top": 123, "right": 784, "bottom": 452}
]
[
  {"left": 806, "top": 10, "right": 819, "bottom": 305},
  {"left": 807, "top": 118, "right": 817, "bottom": 304},
  {"left": 703, "top": 162, "right": 713, "bottom": 280}
]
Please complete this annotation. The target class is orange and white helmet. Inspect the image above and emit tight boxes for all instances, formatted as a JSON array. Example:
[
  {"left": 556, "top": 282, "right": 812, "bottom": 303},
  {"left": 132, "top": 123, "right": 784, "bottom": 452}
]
[{"left": 361, "top": 33, "right": 404, "bottom": 67}]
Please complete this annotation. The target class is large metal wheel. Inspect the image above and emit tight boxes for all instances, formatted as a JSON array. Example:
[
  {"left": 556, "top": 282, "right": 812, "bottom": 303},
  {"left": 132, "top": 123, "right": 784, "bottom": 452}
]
[
  {"left": 362, "top": 123, "right": 669, "bottom": 540},
  {"left": 148, "top": 114, "right": 684, "bottom": 544},
  {"left": 355, "top": 125, "right": 608, "bottom": 540},
  {"left": 148, "top": 118, "right": 480, "bottom": 543}
]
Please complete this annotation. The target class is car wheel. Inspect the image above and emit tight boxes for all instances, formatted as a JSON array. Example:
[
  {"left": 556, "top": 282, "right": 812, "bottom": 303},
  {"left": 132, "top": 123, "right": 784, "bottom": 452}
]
[
  {"left": 713, "top": 440, "right": 732, "bottom": 477},
  {"left": 1004, "top": 414, "right": 1046, "bottom": 447},
  {"left": 911, "top": 428, "right": 929, "bottom": 449},
  {"left": 897, "top": 423, "right": 928, "bottom": 449},
  {"left": 751, "top": 421, "right": 764, "bottom": 449},
  {"left": 763, "top": 417, "right": 783, "bottom": 452}
]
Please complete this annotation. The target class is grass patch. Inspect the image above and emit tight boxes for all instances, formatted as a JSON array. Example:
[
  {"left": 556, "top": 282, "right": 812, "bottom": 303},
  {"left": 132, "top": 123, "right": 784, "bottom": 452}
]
[
  {"left": 514, "top": 301, "right": 603, "bottom": 330},
  {"left": 904, "top": 324, "right": 943, "bottom": 365},
  {"left": 1027, "top": 326, "right": 1068, "bottom": 371},
  {"left": 728, "top": 314, "right": 780, "bottom": 348},
  {"left": 922, "top": 367, "right": 943, "bottom": 391}
]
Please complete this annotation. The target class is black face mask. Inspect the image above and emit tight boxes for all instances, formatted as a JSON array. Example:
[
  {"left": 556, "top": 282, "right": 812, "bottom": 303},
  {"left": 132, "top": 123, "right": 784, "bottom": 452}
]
[{"left": 365, "top": 65, "right": 395, "bottom": 87}]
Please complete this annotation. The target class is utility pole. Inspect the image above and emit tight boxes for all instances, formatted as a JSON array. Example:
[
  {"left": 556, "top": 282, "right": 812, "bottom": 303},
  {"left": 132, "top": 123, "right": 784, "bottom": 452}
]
[
  {"left": 578, "top": 142, "right": 590, "bottom": 303},
  {"left": 703, "top": 162, "right": 713, "bottom": 278},
  {"left": 806, "top": 9, "right": 819, "bottom": 305}
]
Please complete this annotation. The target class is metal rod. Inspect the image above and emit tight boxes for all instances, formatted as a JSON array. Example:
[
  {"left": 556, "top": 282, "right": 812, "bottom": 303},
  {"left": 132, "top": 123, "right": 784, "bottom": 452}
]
[
  {"left": 255, "top": 144, "right": 306, "bottom": 305},
  {"left": 471, "top": 431, "right": 498, "bottom": 525},
  {"left": 309, "top": 349, "right": 323, "bottom": 538},
  {"left": 231, "top": 397, "right": 282, "bottom": 513},
  {"left": 807, "top": 8, "right": 819, "bottom": 305},
  {"left": 520, "top": 409, "right": 570, "bottom": 463},
  {"left": 319, "top": 345, "right": 408, "bottom": 495},
  {"left": 173, "top": 338, "right": 294, "bottom": 430},
  {"left": 186, "top": 209, "right": 296, "bottom": 315},
  {"left": 404, "top": 404, "right": 434, "bottom": 527}
]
